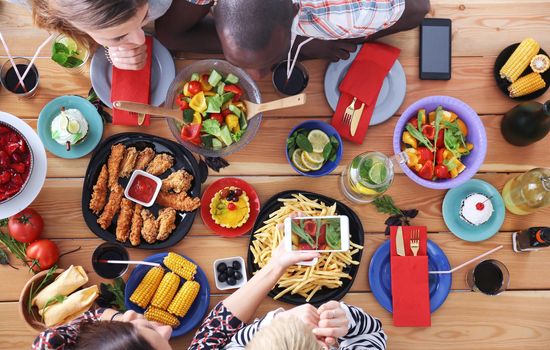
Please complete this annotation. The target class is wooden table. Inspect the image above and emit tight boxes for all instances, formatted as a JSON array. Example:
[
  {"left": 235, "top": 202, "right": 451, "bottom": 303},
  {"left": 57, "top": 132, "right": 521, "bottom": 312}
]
[{"left": 2, "top": 1, "right": 550, "bottom": 349}]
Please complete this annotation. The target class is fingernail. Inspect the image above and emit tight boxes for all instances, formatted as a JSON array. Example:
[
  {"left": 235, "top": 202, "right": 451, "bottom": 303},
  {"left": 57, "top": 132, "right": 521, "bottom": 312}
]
[{"left": 312, "top": 328, "right": 318, "bottom": 335}]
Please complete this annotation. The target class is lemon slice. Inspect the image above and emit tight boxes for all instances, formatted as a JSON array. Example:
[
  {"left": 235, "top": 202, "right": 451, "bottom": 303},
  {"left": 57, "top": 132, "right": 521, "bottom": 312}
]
[
  {"left": 307, "top": 129, "right": 330, "bottom": 153},
  {"left": 291, "top": 149, "right": 310, "bottom": 172},
  {"left": 352, "top": 182, "right": 379, "bottom": 196},
  {"left": 301, "top": 151, "right": 323, "bottom": 171},
  {"left": 368, "top": 162, "right": 387, "bottom": 185},
  {"left": 303, "top": 151, "right": 324, "bottom": 164},
  {"left": 67, "top": 120, "right": 80, "bottom": 134}
]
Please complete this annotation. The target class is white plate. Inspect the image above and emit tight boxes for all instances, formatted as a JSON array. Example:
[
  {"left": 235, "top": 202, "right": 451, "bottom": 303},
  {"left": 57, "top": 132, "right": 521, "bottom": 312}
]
[
  {"left": 0, "top": 111, "right": 47, "bottom": 219},
  {"left": 324, "top": 45, "right": 407, "bottom": 126}
]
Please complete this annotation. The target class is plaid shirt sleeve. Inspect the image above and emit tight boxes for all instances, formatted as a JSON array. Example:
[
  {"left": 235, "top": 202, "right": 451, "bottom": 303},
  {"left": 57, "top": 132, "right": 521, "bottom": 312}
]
[
  {"left": 188, "top": 302, "right": 245, "bottom": 350},
  {"left": 186, "top": 0, "right": 214, "bottom": 5},
  {"left": 31, "top": 308, "right": 105, "bottom": 350}
]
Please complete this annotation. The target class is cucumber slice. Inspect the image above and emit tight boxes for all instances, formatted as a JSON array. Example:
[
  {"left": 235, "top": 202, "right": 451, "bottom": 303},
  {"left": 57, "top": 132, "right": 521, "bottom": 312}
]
[
  {"left": 219, "top": 125, "right": 233, "bottom": 146},
  {"left": 208, "top": 69, "right": 223, "bottom": 87},
  {"left": 212, "top": 138, "right": 223, "bottom": 150},
  {"left": 225, "top": 73, "right": 239, "bottom": 84},
  {"left": 228, "top": 104, "right": 241, "bottom": 118},
  {"left": 217, "top": 82, "right": 225, "bottom": 96},
  {"left": 190, "top": 73, "right": 200, "bottom": 81}
]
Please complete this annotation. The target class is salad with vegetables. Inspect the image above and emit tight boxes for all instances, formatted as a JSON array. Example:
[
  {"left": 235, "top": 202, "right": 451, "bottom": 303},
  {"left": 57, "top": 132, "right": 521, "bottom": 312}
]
[
  {"left": 291, "top": 217, "right": 341, "bottom": 251},
  {"left": 175, "top": 70, "right": 248, "bottom": 150},
  {"left": 401, "top": 106, "right": 474, "bottom": 181}
]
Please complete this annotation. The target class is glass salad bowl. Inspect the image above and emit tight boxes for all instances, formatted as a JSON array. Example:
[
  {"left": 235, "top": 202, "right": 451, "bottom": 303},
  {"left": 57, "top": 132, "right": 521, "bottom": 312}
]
[{"left": 165, "top": 60, "right": 262, "bottom": 157}]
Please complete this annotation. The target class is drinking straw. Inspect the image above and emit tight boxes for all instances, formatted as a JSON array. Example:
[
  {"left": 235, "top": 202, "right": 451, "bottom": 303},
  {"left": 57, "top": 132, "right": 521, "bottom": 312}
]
[
  {"left": 15, "top": 33, "right": 54, "bottom": 90},
  {"left": 286, "top": 37, "right": 314, "bottom": 80},
  {"left": 97, "top": 259, "right": 160, "bottom": 267},
  {"left": 428, "top": 245, "right": 504, "bottom": 274},
  {"left": 0, "top": 31, "right": 27, "bottom": 91}
]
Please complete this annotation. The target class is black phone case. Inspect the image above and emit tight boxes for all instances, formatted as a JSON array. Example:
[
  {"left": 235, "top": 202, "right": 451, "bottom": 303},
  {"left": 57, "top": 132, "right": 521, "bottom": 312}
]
[{"left": 419, "top": 18, "right": 452, "bottom": 80}]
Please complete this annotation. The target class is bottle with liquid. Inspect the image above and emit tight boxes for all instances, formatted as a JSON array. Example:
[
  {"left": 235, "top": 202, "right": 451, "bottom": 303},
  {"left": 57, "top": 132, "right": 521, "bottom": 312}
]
[
  {"left": 502, "top": 168, "right": 550, "bottom": 215},
  {"left": 513, "top": 227, "right": 550, "bottom": 252},
  {"left": 501, "top": 100, "right": 550, "bottom": 146}
]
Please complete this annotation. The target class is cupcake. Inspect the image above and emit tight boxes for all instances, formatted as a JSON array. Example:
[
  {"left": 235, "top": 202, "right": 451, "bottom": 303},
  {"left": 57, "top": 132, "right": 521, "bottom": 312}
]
[
  {"left": 210, "top": 186, "right": 250, "bottom": 228},
  {"left": 459, "top": 193, "right": 494, "bottom": 226},
  {"left": 50, "top": 108, "right": 89, "bottom": 150}
]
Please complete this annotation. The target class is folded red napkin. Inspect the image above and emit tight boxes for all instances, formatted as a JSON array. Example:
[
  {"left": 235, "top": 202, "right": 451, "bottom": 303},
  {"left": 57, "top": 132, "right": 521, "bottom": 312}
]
[
  {"left": 332, "top": 43, "right": 400, "bottom": 143},
  {"left": 111, "top": 36, "right": 153, "bottom": 126},
  {"left": 390, "top": 226, "right": 430, "bottom": 327}
]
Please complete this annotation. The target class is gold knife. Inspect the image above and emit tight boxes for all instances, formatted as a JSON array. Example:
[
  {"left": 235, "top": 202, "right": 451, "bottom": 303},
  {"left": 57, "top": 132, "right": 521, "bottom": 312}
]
[
  {"left": 396, "top": 226, "right": 406, "bottom": 256},
  {"left": 350, "top": 102, "right": 365, "bottom": 137}
]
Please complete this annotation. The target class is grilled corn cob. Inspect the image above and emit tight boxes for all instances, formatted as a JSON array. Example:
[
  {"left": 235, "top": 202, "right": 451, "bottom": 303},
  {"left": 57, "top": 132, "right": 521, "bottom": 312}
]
[
  {"left": 500, "top": 38, "right": 540, "bottom": 82},
  {"left": 130, "top": 266, "right": 165, "bottom": 308},
  {"left": 145, "top": 306, "right": 180, "bottom": 327},
  {"left": 530, "top": 54, "right": 550, "bottom": 73},
  {"left": 163, "top": 252, "right": 197, "bottom": 280},
  {"left": 168, "top": 281, "right": 200, "bottom": 317},
  {"left": 151, "top": 272, "right": 180, "bottom": 310},
  {"left": 508, "top": 72, "right": 546, "bottom": 97}
]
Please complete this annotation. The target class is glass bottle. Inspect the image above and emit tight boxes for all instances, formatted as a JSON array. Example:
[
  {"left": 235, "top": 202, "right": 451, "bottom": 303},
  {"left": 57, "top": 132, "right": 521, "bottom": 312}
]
[
  {"left": 513, "top": 227, "right": 550, "bottom": 252},
  {"left": 502, "top": 168, "right": 550, "bottom": 215},
  {"left": 501, "top": 100, "right": 550, "bottom": 146}
]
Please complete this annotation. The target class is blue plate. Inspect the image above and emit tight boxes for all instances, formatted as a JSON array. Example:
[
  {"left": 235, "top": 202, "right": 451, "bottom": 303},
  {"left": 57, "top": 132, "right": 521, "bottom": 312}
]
[
  {"left": 37, "top": 96, "right": 103, "bottom": 159},
  {"left": 125, "top": 253, "right": 210, "bottom": 337},
  {"left": 442, "top": 179, "right": 505, "bottom": 242},
  {"left": 369, "top": 240, "right": 452, "bottom": 313}
]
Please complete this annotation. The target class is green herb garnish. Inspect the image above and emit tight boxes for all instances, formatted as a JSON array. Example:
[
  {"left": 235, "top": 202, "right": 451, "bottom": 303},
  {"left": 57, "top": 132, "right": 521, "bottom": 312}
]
[
  {"left": 291, "top": 220, "right": 316, "bottom": 248},
  {"left": 406, "top": 124, "right": 434, "bottom": 151}
]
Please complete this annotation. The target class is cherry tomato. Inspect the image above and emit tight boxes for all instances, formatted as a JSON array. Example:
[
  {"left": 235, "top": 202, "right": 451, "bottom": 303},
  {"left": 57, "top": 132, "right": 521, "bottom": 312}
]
[
  {"left": 408, "top": 117, "right": 418, "bottom": 129},
  {"left": 209, "top": 113, "right": 224, "bottom": 125},
  {"left": 187, "top": 81, "right": 202, "bottom": 96},
  {"left": 26, "top": 239, "right": 59, "bottom": 272},
  {"left": 175, "top": 94, "right": 189, "bottom": 110},
  {"left": 417, "top": 160, "right": 434, "bottom": 180},
  {"left": 303, "top": 220, "right": 317, "bottom": 237},
  {"left": 223, "top": 85, "right": 242, "bottom": 102},
  {"left": 180, "top": 124, "right": 202, "bottom": 145},
  {"left": 318, "top": 224, "right": 327, "bottom": 245},
  {"left": 8, "top": 208, "right": 44, "bottom": 243},
  {"left": 422, "top": 124, "right": 435, "bottom": 140},
  {"left": 434, "top": 165, "right": 450, "bottom": 179},
  {"left": 436, "top": 129, "right": 445, "bottom": 147},
  {"left": 221, "top": 109, "right": 232, "bottom": 117},
  {"left": 417, "top": 147, "right": 434, "bottom": 164},
  {"left": 436, "top": 148, "right": 447, "bottom": 165}
]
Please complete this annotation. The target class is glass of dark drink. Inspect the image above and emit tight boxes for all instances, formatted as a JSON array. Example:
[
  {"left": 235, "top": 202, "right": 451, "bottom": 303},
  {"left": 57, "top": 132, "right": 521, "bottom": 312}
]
[
  {"left": 467, "top": 259, "right": 510, "bottom": 296},
  {"left": 92, "top": 242, "right": 129, "bottom": 279},
  {"left": 272, "top": 60, "right": 309, "bottom": 96},
  {"left": 0, "top": 57, "right": 40, "bottom": 98}
]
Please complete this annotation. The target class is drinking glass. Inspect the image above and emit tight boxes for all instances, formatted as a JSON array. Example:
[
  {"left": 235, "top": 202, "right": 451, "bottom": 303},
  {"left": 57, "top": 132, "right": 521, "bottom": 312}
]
[
  {"left": 0, "top": 57, "right": 40, "bottom": 98},
  {"left": 92, "top": 242, "right": 129, "bottom": 279},
  {"left": 272, "top": 60, "right": 309, "bottom": 96},
  {"left": 52, "top": 34, "right": 90, "bottom": 74},
  {"left": 467, "top": 259, "right": 510, "bottom": 296}
]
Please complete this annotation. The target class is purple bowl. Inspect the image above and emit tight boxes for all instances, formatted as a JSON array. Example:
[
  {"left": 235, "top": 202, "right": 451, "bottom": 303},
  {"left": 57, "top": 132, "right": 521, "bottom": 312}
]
[{"left": 392, "top": 96, "right": 487, "bottom": 190}]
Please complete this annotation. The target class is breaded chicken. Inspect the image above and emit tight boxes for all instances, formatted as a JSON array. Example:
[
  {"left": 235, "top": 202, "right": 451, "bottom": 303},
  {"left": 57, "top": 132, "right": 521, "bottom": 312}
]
[
  {"left": 161, "top": 170, "right": 194, "bottom": 194},
  {"left": 107, "top": 144, "right": 126, "bottom": 189},
  {"left": 156, "top": 191, "right": 200, "bottom": 212},
  {"left": 140, "top": 209, "right": 158, "bottom": 244},
  {"left": 146, "top": 153, "right": 174, "bottom": 176},
  {"left": 89, "top": 164, "right": 109, "bottom": 215},
  {"left": 129, "top": 204, "right": 143, "bottom": 246},
  {"left": 97, "top": 184, "right": 124, "bottom": 230},
  {"left": 134, "top": 147, "right": 155, "bottom": 171},
  {"left": 156, "top": 208, "right": 177, "bottom": 241},
  {"left": 119, "top": 147, "right": 138, "bottom": 178},
  {"left": 115, "top": 198, "right": 134, "bottom": 242}
]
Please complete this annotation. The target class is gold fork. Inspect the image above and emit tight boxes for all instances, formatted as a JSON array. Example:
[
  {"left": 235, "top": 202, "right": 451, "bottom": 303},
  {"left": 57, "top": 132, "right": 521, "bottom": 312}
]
[
  {"left": 342, "top": 97, "right": 357, "bottom": 126},
  {"left": 410, "top": 229, "right": 420, "bottom": 257}
]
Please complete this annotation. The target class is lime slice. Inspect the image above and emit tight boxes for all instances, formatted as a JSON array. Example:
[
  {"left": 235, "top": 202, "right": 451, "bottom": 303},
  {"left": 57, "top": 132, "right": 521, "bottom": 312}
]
[
  {"left": 301, "top": 151, "right": 323, "bottom": 171},
  {"left": 307, "top": 129, "right": 330, "bottom": 153},
  {"left": 291, "top": 149, "right": 310, "bottom": 172},
  {"left": 368, "top": 162, "right": 387, "bottom": 185},
  {"left": 58, "top": 36, "right": 78, "bottom": 53},
  {"left": 67, "top": 120, "right": 80, "bottom": 134},
  {"left": 303, "top": 151, "right": 324, "bottom": 165},
  {"left": 59, "top": 115, "right": 69, "bottom": 130}
]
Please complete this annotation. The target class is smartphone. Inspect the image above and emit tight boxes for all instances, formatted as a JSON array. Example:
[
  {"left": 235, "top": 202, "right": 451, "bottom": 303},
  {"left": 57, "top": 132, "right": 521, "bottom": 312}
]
[
  {"left": 284, "top": 215, "right": 350, "bottom": 253},
  {"left": 420, "top": 18, "right": 452, "bottom": 80}
]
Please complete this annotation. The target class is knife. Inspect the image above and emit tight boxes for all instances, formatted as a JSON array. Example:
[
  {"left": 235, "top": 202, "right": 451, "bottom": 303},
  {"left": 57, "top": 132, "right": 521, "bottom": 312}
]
[
  {"left": 396, "top": 226, "right": 406, "bottom": 256},
  {"left": 350, "top": 102, "right": 365, "bottom": 137}
]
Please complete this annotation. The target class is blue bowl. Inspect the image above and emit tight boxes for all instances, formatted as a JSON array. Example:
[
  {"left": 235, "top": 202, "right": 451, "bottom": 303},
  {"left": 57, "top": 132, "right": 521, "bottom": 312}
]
[
  {"left": 286, "top": 120, "right": 343, "bottom": 177},
  {"left": 124, "top": 253, "right": 210, "bottom": 337}
]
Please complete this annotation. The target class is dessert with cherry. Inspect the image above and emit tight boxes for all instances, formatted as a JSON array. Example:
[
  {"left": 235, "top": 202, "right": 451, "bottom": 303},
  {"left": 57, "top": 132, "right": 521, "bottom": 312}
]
[{"left": 209, "top": 186, "right": 250, "bottom": 228}]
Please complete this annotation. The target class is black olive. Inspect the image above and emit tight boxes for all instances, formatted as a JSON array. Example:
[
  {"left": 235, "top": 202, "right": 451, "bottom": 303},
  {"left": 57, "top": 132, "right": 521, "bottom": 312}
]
[
  {"left": 227, "top": 267, "right": 235, "bottom": 277},
  {"left": 218, "top": 272, "right": 227, "bottom": 282},
  {"left": 234, "top": 270, "right": 243, "bottom": 280},
  {"left": 232, "top": 261, "right": 242, "bottom": 270},
  {"left": 227, "top": 276, "right": 236, "bottom": 285},
  {"left": 217, "top": 262, "right": 227, "bottom": 272}
]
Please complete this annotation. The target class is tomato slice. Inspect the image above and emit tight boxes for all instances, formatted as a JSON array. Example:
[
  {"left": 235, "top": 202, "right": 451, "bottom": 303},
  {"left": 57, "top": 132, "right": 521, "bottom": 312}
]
[
  {"left": 422, "top": 124, "right": 435, "bottom": 140},
  {"left": 436, "top": 129, "right": 445, "bottom": 147},
  {"left": 180, "top": 124, "right": 202, "bottom": 145},
  {"left": 303, "top": 220, "right": 317, "bottom": 237},
  {"left": 209, "top": 113, "right": 224, "bottom": 125},
  {"left": 418, "top": 160, "right": 434, "bottom": 180},
  {"left": 434, "top": 165, "right": 450, "bottom": 179},
  {"left": 318, "top": 224, "right": 327, "bottom": 245},
  {"left": 436, "top": 148, "right": 447, "bottom": 165},
  {"left": 224, "top": 85, "right": 242, "bottom": 102},
  {"left": 417, "top": 147, "right": 433, "bottom": 164},
  {"left": 408, "top": 117, "right": 418, "bottom": 129},
  {"left": 187, "top": 81, "right": 202, "bottom": 96}
]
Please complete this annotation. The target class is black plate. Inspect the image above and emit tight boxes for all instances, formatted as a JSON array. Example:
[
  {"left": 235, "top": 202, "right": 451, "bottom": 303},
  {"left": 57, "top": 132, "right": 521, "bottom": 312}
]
[
  {"left": 493, "top": 43, "right": 550, "bottom": 101},
  {"left": 247, "top": 190, "right": 364, "bottom": 306},
  {"left": 82, "top": 132, "right": 205, "bottom": 249}
]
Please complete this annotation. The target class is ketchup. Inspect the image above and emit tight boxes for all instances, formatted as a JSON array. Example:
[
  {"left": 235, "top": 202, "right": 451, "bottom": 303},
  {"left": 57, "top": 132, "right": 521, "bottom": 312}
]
[{"left": 128, "top": 174, "right": 157, "bottom": 203}]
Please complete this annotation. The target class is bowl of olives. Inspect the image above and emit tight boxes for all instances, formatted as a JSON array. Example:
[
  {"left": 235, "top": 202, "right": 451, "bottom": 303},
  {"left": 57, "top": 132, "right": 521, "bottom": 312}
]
[{"left": 213, "top": 256, "right": 247, "bottom": 290}]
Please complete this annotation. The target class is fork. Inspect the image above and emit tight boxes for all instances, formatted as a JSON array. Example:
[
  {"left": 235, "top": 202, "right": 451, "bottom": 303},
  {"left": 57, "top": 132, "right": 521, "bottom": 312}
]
[
  {"left": 410, "top": 229, "right": 420, "bottom": 257},
  {"left": 342, "top": 97, "right": 357, "bottom": 126}
]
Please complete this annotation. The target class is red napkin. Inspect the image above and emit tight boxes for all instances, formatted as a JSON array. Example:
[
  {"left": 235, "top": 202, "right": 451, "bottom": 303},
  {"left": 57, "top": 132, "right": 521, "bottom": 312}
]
[
  {"left": 111, "top": 36, "right": 153, "bottom": 126},
  {"left": 390, "top": 226, "right": 431, "bottom": 327},
  {"left": 332, "top": 43, "right": 400, "bottom": 143}
]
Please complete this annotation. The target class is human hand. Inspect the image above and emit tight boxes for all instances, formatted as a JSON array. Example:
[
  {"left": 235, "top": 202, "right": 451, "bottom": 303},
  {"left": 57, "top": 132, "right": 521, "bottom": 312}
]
[
  {"left": 299, "top": 38, "right": 358, "bottom": 62},
  {"left": 276, "top": 304, "right": 320, "bottom": 329},
  {"left": 268, "top": 242, "right": 319, "bottom": 272},
  {"left": 312, "top": 301, "right": 350, "bottom": 347},
  {"left": 108, "top": 44, "right": 148, "bottom": 70}
]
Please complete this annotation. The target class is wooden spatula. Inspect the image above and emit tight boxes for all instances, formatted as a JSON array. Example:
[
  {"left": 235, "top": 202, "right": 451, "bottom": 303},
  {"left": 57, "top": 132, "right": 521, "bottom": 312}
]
[
  {"left": 113, "top": 101, "right": 182, "bottom": 125},
  {"left": 244, "top": 93, "right": 306, "bottom": 120}
]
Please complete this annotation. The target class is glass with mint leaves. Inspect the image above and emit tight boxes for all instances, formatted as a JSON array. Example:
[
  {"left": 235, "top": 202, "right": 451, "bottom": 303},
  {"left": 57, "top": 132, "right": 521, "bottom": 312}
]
[{"left": 51, "top": 34, "right": 89, "bottom": 72}]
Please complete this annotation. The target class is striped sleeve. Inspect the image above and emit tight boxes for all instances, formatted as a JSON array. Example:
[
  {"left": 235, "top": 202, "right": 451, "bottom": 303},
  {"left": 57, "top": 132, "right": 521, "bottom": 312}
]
[
  {"left": 224, "top": 308, "right": 284, "bottom": 348},
  {"left": 339, "top": 303, "right": 387, "bottom": 350},
  {"left": 186, "top": 0, "right": 214, "bottom": 5}
]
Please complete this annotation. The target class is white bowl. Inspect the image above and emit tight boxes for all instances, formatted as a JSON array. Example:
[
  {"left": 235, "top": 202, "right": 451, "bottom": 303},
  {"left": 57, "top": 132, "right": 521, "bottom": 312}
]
[
  {"left": 124, "top": 170, "right": 162, "bottom": 207},
  {"left": 213, "top": 256, "right": 247, "bottom": 290}
]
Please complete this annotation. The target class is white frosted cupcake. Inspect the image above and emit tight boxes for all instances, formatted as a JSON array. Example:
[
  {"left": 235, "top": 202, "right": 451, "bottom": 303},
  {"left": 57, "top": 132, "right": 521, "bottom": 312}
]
[
  {"left": 460, "top": 193, "right": 494, "bottom": 226},
  {"left": 51, "top": 108, "right": 89, "bottom": 148}
]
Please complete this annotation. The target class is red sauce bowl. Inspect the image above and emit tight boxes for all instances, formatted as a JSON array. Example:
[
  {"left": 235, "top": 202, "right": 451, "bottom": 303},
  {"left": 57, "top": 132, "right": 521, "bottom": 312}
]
[{"left": 124, "top": 170, "right": 162, "bottom": 207}]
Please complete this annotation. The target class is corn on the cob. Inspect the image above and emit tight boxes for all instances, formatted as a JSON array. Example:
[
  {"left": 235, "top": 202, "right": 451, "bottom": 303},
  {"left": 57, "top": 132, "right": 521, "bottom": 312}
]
[
  {"left": 500, "top": 38, "right": 540, "bottom": 82},
  {"left": 151, "top": 272, "right": 180, "bottom": 310},
  {"left": 163, "top": 252, "right": 197, "bottom": 280},
  {"left": 168, "top": 281, "right": 200, "bottom": 317},
  {"left": 145, "top": 306, "right": 180, "bottom": 328},
  {"left": 530, "top": 54, "right": 550, "bottom": 74},
  {"left": 508, "top": 72, "right": 546, "bottom": 97},
  {"left": 130, "top": 266, "right": 165, "bottom": 308}
]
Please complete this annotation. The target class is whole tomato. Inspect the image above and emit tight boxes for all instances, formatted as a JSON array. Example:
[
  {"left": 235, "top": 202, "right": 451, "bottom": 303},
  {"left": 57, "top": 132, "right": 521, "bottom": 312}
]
[
  {"left": 26, "top": 239, "right": 59, "bottom": 272},
  {"left": 8, "top": 208, "right": 44, "bottom": 243},
  {"left": 187, "top": 81, "right": 202, "bottom": 95}
]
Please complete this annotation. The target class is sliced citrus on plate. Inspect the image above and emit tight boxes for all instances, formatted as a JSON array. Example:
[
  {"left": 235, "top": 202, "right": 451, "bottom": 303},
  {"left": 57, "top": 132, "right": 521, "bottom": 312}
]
[
  {"left": 301, "top": 151, "right": 323, "bottom": 171},
  {"left": 303, "top": 151, "right": 324, "bottom": 164},
  {"left": 291, "top": 149, "right": 310, "bottom": 172},
  {"left": 368, "top": 162, "right": 388, "bottom": 185},
  {"left": 307, "top": 129, "right": 330, "bottom": 153}
]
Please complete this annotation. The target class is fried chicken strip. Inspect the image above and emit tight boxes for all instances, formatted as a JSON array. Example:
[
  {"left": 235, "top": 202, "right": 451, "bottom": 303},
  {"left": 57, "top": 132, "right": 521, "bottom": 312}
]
[
  {"left": 134, "top": 147, "right": 155, "bottom": 171},
  {"left": 89, "top": 164, "right": 109, "bottom": 215},
  {"left": 161, "top": 170, "right": 194, "bottom": 194},
  {"left": 129, "top": 204, "right": 143, "bottom": 246},
  {"left": 140, "top": 209, "right": 158, "bottom": 244},
  {"left": 146, "top": 153, "right": 174, "bottom": 176},
  {"left": 156, "top": 191, "right": 200, "bottom": 212},
  {"left": 156, "top": 208, "right": 177, "bottom": 241},
  {"left": 107, "top": 144, "right": 126, "bottom": 189},
  {"left": 97, "top": 184, "right": 124, "bottom": 230},
  {"left": 119, "top": 147, "right": 138, "bottom": 178},
  {"left": 115, "top": 198, "right": 134, "bottom": 242}
]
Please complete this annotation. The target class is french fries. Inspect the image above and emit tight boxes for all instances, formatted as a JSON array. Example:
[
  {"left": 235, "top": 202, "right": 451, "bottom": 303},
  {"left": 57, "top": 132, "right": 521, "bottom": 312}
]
[{"left": 250, "top": 194, "right": 363, "bottom": 302}]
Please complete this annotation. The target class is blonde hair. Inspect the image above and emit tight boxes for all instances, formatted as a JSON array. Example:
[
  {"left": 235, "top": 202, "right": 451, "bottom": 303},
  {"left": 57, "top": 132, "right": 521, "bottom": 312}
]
[{"left": 246, "top": 317, "right": 321, "bottom": 350}]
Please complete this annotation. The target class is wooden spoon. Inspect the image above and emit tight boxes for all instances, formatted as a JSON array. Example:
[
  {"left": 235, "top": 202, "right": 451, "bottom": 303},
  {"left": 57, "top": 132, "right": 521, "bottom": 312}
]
[{"left": 244, "top": 93, "right": 306, "bottom": 120}]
